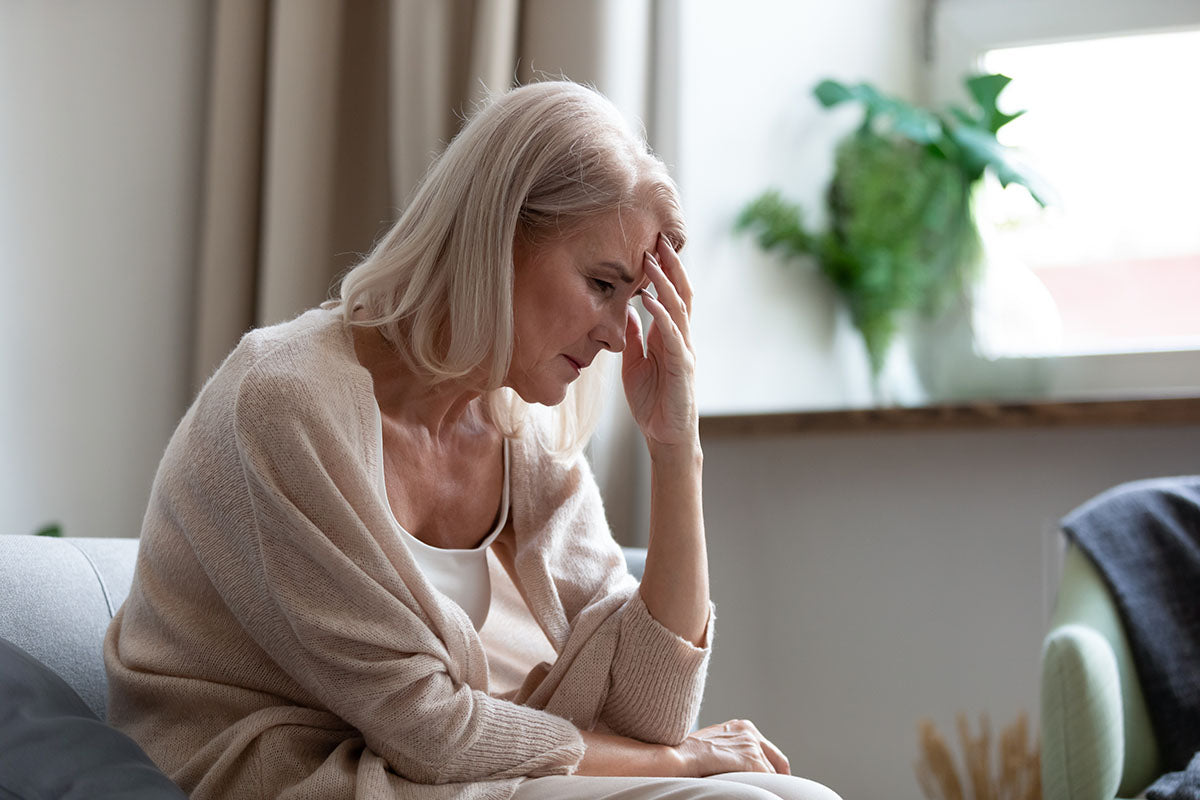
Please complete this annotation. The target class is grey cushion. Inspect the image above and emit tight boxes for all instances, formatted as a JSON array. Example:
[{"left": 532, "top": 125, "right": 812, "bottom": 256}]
[
  {"left": 0, "top": 635, "right": 186, "bottom": 799},
  {"left": 0, "top": 537, "right": 138, "bottom": 719},
  {"left": 622, "top": 546, "right": 647, "bottom": 581}
]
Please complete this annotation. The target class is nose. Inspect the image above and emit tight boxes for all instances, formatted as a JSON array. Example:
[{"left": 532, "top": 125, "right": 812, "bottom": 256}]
[{"left": 593, "top": 304, "right": 628, "bottom": 353}]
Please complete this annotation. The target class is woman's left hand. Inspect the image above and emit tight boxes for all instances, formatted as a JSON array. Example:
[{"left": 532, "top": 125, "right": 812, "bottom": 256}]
[{"left": 622, "top": 233, "right": 698, "bottom": 452}]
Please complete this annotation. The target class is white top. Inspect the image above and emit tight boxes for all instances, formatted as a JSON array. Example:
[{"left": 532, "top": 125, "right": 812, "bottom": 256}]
[{"left": 374, "top": 418, "right": 510, "bottom": 630}]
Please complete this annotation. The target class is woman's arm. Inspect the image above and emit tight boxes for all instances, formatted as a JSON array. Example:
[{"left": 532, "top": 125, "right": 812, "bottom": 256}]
[
  {"left": 622, "top": 234, "right": 710, "bottom": 645},
  {"left": 577, "top": 730, "right": 681, "bottom": 777},
  {"left": 578, "top": 722, "right": 791, "bottom": 777},
  {"left": 641, "top": 443, "right": 708, "bottom": 645}
]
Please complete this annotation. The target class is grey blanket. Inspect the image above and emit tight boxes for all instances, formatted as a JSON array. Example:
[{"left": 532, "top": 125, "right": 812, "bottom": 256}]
[
  {"left": 1062, "top": 476, "right": 1200, "bottom": 797},
  {"left": 1148, "top": 753, "right": 1200, "bottom": 800}
]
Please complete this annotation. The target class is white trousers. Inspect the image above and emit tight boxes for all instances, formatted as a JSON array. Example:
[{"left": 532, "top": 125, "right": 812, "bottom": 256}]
[{"left": 511, "top": 772, "right": 843, "bottom": 800}]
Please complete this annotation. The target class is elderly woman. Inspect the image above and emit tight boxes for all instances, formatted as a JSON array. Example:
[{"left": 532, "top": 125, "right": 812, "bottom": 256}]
[{"left": 105, "top": 81, "right": 840, "bottom": 800}]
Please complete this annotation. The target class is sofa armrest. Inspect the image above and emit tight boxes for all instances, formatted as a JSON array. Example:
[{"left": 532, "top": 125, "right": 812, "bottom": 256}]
[
  {"left": 1041, "top": 623, "right": 1124, "bottom": 800},
  {"left": 1041, "top": 542, "right": 1161, "bottom": 800}
]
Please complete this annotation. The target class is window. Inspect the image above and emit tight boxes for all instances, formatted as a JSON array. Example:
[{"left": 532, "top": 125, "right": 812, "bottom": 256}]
[
  {"left": 975, "top": 29, "right": 1200, "bottom": 357},
  {"left": 927, "top": 0, "right": 1200, "bottom": 400}
]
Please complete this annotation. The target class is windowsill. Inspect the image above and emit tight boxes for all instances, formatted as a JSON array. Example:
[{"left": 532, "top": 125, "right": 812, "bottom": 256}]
[{"left": 699, "top": 396, "right": 1200, "bottom": 436}]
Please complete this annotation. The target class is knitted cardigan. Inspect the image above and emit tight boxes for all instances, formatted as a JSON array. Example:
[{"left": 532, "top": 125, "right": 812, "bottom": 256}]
[{"left": 104, "top": 309, "right": 712, "bottom": 800}]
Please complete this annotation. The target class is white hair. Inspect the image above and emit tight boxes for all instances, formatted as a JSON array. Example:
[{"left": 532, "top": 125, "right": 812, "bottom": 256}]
[{"left": 332, "top": 80, "right": 686, "bottom": 456}]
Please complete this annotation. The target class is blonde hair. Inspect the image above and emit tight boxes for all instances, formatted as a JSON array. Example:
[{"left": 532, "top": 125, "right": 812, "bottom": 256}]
[{"left": 333, "top": 80, "right": 686, "bottom": 456}]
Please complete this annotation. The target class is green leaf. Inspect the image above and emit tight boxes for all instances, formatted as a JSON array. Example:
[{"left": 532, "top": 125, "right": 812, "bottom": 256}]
[
  {"left": 948, "top": 124, "right": 1050, "bottom": 205},
  {"left": 966, "top": 73, "right": 1011, "bottom": 117},
  {"left": 991, "top": 108, "right": 1026, "bottom": 132},
  {"left": 966, "top": 73, "right": 1027, "bottom": 134},
  {"left": 813, "top": 79, "right": 855, "bottom": 108},
  {"left": 815, "top": 80, "right": 941, "bottom": 144},
  {"left": 887, "top": 106, "right": 943, "bottom": 144},
  {"left": 735, "top": 190, "right": 815, "bottom": 260},
  {"left": 948, "top": 105, "right": 978, "bottom": 127},
  {"left": 35, "top": 523, "right": 63, "bottom": 537}
]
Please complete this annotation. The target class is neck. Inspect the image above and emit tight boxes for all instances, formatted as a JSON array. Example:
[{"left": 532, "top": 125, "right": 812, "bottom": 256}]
[{"left": 351, "top": 326, "right": 488, "bottom": 440}]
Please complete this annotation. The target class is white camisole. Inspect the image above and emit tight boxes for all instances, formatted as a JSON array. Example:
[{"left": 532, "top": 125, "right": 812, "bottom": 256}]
[{"left": 374, "top": 422, "right": 510, "bottom": 631}]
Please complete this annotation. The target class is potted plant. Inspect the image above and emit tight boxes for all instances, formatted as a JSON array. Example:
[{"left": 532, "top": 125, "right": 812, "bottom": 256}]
[{"left": 736, "top": 73, "right": 1048, "bottom": 397}]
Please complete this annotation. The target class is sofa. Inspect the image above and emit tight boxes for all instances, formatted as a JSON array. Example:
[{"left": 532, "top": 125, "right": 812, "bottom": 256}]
[
  {"left": 0, "top": 534, "right": 647, "bottom": 798},
  {"left": 0, "top": 535, "right": 185, "bottom": 798}
]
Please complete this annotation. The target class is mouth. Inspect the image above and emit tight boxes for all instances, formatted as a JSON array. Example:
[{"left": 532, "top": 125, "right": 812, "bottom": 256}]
[{"left": 563, "top": 355, "right": 586, "bottom": 374}]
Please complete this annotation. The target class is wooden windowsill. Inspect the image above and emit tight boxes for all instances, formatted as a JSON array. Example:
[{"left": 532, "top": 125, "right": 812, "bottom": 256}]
[{"left": 699, "top": 396, "right": 1200, "bottom": 436}]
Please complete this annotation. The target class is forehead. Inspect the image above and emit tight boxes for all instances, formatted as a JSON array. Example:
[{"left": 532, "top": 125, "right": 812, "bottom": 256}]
[{"left": 568, "top": 207, "right": 660, "bottom": 253}]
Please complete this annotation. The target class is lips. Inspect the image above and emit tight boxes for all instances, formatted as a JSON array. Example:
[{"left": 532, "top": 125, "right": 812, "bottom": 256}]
[{"left": 563, "top": 354, "right": 592, "bottom": 372}]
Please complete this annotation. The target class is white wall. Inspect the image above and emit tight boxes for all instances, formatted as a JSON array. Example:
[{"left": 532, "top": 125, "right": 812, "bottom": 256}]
[
  {"left": 700, "top": 424, "right": 1200, "bottom": 798},
  {"left": 0, "top": 2, "right": 207, "bottom": 539}
]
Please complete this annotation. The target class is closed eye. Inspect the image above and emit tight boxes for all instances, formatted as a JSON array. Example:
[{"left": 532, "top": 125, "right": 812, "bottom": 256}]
[{"left": 591, "top": 277, "right": 616, "bottom": 295}]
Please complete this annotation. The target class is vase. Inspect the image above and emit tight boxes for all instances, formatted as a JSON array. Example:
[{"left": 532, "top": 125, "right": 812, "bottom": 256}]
[{"left": 909, "top": 245, "right": 1062, "bottom": 403}]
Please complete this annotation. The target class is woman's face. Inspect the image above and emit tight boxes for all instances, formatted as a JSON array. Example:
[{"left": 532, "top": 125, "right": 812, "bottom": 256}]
[{"left": 508, "top": 208, "right": 659, "bottom": 405}]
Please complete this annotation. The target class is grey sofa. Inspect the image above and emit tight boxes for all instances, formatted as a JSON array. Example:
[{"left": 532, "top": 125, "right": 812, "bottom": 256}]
[
  {"left": 0, "top": 536, "right": 185, "bottom": 798},
  {"left": 0, "top": 534, "right": 647, "bottom": 797},
  {"left": 0, "top": 536, "right": 139, "bottom": 719}
]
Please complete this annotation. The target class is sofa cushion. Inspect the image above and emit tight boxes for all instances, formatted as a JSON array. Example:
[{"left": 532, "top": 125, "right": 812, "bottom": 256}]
[
  {"left": 0, "top": 536, "right": 139, "bottom": 719},
  {"left": 0, "top": 635, "right": 185, "bottom": 799}
]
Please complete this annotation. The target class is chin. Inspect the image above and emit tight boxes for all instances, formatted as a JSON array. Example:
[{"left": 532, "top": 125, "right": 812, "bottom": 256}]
[{"left": 511, "top": 379, "right": 571, "bottom": 407}]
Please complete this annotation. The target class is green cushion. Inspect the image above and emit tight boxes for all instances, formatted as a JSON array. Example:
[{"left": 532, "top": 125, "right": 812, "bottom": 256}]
[
  {"left": 1041, "top": 543, "right": 1162, "bottom": 800},
  {"left": 1041, "top": 623, "right": 1124, "bottom": 800}
]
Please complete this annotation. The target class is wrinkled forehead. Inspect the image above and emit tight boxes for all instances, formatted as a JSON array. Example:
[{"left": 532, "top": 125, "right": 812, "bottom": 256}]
[{"left": 575, "top": 208, "right": 661, "bottom": 283}]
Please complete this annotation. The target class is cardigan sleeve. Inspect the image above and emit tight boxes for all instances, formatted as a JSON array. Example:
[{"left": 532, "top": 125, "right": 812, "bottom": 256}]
[
  {"left": 515, "top": 447, "right": 712, "bottom": 746},
  {"left": 600, "top": 590, "right": 713, "bottom": 744},
  {"left": 228, "top": 363, "right": 585, "bottom": 784}
]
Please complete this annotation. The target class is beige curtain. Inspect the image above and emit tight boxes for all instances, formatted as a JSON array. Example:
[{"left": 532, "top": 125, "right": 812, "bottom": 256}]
[{"left": 191, "top": 0, "right": 656, "bottom": 543}]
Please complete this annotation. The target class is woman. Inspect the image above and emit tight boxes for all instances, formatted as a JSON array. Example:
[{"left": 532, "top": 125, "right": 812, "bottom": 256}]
[{"left": 105, "top": 81, "right": 840, "bottom": 800}]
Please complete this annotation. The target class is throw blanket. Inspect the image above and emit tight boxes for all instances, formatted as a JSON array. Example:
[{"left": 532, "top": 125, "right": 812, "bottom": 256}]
[
  {"left": 1148, "top": 753, "right": 1200, "bottom": 800},
  {"left": 1062, "top": 476, "right": 1200, "bottom": 798}
]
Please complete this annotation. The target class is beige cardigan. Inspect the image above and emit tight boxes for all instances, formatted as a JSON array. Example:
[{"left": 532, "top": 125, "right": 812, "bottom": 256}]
[{"left": 104, "top": 309, "right": 711, "bottom": 800}]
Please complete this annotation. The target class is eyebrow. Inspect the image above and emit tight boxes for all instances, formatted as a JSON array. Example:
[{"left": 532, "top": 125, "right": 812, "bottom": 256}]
[{"left": 597, "top": 260, "right": 635, "bottom": 283}]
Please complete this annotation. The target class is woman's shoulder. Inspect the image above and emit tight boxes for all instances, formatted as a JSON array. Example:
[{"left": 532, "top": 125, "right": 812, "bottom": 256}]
[
  {"left": 214, "top": 308, "right": 373, "bottom": 434},
  {"left": 237, "top": 307, "right": 355, "bottom": 375}
]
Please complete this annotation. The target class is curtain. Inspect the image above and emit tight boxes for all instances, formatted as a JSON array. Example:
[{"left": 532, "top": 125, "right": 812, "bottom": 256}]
[{"left": 191, "top": 0, "right": 657, "bottom": 544}]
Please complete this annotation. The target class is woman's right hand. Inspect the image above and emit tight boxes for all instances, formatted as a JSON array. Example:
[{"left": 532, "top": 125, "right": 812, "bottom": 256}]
[{"left": 674, "top": 719, "right": 792, "bottom": 777}]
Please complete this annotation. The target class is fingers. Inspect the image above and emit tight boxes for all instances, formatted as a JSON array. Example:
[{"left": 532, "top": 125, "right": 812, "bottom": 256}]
[
  {"left": 723, "top": 719, "right": 790, "bottom": 775},
  {"left": 642, "top": 249, "right": 692, "bottom": 348},
  {"left": 638, "top": 290, "right": 690, "bottom": 363},
  {"left": 655, "top": 233, "right": 694, "bottom": 316},
  {"left": 682, "top": 720, "right": 792, "bottom": 778},
  {"left": 621, "top": 305, "right": 646, "bottom": 366},
  {"left": 760, "top": 736, "right": 791, "bottom": 775}
]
